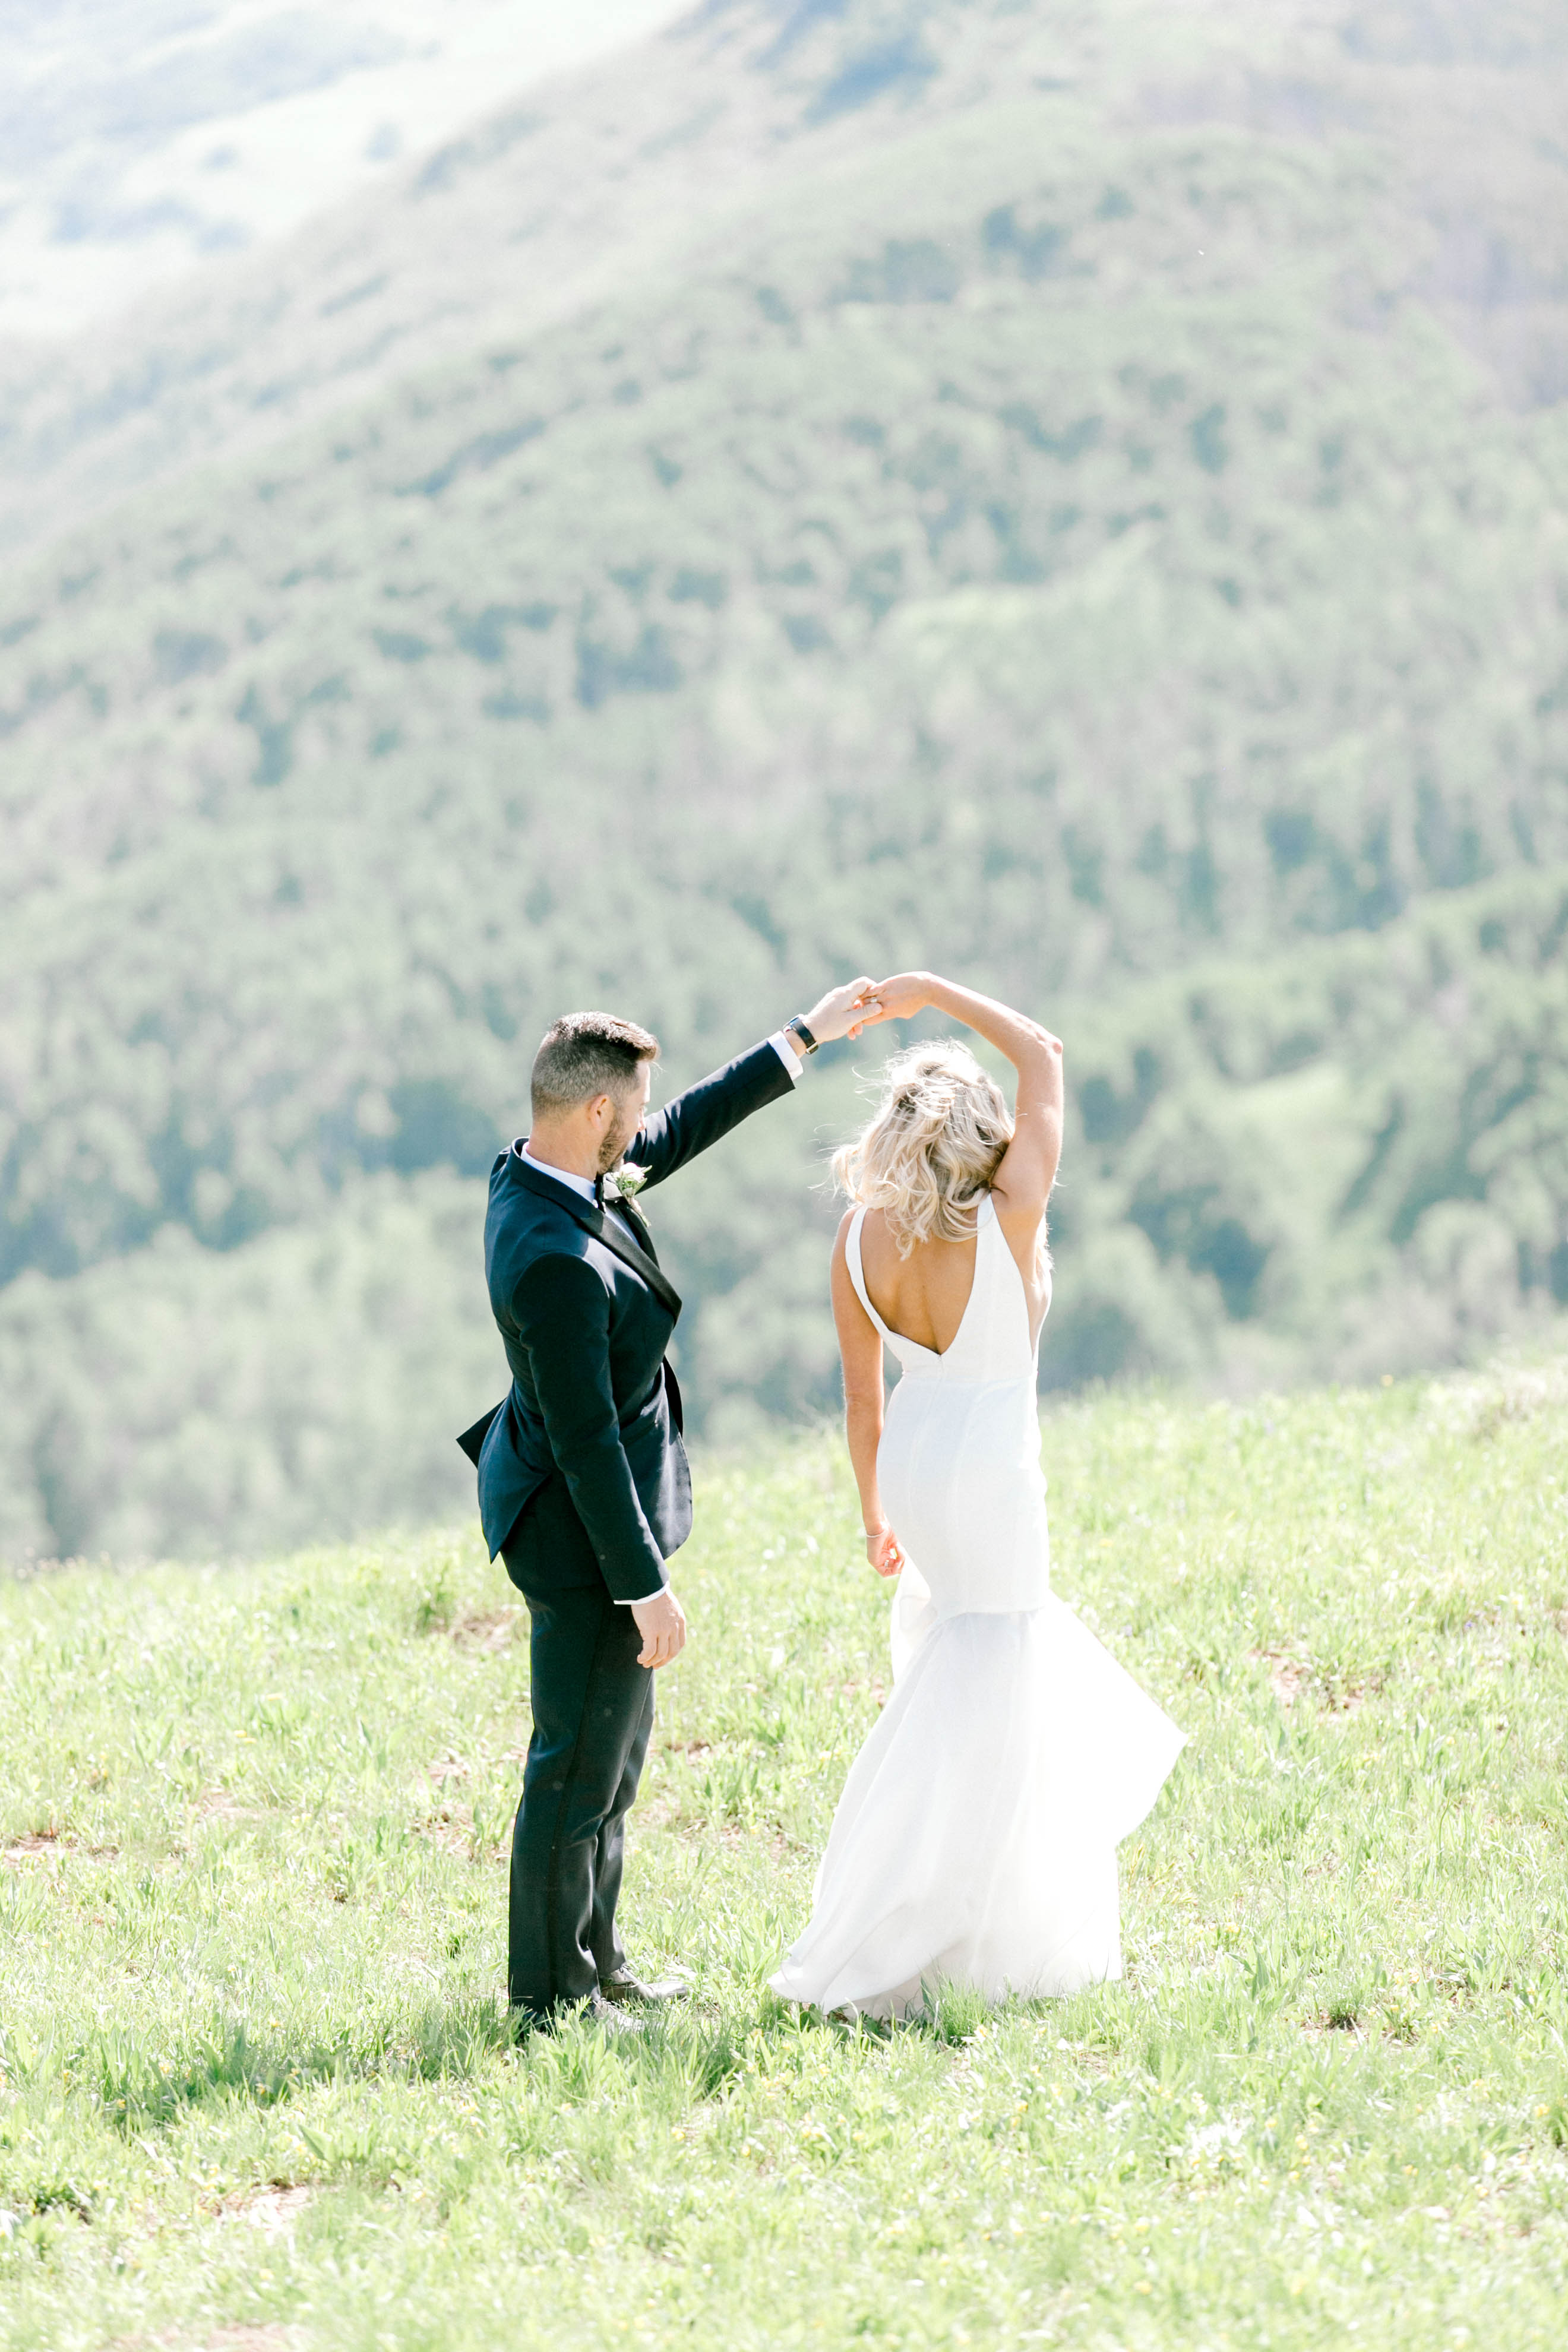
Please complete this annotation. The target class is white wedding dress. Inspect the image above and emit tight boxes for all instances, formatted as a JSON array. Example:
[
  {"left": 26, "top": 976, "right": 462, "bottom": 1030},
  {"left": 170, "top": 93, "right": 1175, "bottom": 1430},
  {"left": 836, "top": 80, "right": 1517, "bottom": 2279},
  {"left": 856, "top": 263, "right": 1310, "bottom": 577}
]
[{"left": 772, "top": 1195, "right": 1184, "bottom": 2021}]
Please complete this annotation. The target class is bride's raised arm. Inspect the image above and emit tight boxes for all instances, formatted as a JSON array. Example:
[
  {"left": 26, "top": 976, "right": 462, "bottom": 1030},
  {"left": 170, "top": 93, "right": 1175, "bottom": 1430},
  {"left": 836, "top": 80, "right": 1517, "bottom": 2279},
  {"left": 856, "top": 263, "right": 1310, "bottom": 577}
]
[{"left": 858, "top": 972, "right": 1064, "bottom": 1219}]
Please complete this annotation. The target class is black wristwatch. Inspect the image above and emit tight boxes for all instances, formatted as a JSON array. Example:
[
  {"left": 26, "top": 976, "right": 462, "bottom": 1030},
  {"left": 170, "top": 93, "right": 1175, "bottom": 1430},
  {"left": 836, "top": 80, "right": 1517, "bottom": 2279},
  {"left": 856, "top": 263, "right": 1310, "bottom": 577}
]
[{"left": 785, "top": 1015, "right": 820, "bottom": 1055}]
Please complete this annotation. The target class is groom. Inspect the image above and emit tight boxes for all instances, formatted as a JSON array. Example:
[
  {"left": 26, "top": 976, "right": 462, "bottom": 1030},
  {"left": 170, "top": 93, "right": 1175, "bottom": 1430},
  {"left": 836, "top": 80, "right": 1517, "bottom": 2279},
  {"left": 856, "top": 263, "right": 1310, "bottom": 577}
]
[{"left": 460, "top": 980, "right": 878, "bottom": 2032}]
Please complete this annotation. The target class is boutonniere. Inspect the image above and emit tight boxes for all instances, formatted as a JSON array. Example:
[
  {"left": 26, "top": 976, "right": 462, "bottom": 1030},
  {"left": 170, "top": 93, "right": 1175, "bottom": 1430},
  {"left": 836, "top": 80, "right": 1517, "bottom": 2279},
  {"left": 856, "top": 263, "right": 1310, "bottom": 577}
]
[{"left": 605, "top": 1163, "right": 650, "bottom": 1205}]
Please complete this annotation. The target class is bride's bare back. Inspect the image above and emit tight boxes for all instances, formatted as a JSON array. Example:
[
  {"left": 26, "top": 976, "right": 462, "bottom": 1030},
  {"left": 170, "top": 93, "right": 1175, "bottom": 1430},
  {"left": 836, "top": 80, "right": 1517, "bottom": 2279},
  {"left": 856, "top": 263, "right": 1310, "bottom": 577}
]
[{"left": 858, "top": 1200, "right": 1052, "bottom": 1357}]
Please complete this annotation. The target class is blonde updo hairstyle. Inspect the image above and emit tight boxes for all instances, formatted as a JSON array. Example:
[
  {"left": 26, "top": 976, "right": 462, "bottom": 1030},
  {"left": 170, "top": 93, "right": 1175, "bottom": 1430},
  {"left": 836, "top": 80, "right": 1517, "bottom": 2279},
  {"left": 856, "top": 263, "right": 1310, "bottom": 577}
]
[{"left": 833, "top": 1042, "right": 1013, "bottom": 1255}]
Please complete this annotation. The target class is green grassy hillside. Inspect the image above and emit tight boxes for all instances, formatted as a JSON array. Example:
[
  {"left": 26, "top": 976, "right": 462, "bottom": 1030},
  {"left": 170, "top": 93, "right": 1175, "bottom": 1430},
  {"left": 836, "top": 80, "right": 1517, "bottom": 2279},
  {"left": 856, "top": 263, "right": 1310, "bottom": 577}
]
[
  {"left": 2, "top": 1382, "right": 1565, "bottom": 2347},
  {"left": 2, "top": 0, "right": 1567, "bottom": 1558}
]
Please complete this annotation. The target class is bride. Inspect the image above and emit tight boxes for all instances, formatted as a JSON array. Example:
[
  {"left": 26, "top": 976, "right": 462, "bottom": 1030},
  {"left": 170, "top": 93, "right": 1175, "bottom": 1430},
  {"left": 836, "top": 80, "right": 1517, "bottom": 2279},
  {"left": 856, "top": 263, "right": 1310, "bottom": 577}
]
[{"left": 772, "top": 972, "right": 1184, "bottom": 2022}]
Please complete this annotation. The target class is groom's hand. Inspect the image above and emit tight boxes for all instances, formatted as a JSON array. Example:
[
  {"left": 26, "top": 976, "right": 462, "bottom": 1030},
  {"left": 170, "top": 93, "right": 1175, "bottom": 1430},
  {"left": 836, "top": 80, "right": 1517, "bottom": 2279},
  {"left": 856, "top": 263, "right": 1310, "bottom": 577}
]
[
  {"left": 799, "top": 975, "right": 883, "bottom": 1047},
  {"left": 631, "top": 1586, "right": 687, "bottom": 1669}
]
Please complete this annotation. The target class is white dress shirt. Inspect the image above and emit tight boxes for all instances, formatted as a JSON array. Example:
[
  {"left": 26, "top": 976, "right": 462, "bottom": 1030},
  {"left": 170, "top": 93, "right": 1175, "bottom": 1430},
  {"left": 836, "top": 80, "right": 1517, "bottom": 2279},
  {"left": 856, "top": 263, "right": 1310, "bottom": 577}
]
[
  {"left": 520, "top": 1151, "right": 598, "bottom": 1203},
  {"left": 521, "top": 1030, "right": 804, "bottom": 1599}
]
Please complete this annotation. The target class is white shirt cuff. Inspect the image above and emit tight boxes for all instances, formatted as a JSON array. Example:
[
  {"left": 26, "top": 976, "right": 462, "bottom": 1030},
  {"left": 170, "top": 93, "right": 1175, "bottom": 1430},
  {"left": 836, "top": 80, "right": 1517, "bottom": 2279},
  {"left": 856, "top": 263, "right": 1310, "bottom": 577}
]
[{"left": 768, "top": 1029, "right": 804, "bottom": 1083}]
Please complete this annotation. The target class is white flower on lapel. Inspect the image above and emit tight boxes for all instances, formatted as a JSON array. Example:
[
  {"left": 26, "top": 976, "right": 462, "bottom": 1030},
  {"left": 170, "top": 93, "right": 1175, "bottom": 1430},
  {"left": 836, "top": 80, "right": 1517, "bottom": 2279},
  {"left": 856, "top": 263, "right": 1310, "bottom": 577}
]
[{"left": 605, "top": 1162, "right": 650, "bottom": 1204}]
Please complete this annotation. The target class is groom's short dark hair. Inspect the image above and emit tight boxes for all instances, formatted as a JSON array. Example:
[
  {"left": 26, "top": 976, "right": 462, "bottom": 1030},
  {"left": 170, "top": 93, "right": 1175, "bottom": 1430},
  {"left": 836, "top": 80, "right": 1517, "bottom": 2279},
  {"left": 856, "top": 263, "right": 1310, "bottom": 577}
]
[{"left": 531, "top": 1010, "right": 659, "bottom": 1115}]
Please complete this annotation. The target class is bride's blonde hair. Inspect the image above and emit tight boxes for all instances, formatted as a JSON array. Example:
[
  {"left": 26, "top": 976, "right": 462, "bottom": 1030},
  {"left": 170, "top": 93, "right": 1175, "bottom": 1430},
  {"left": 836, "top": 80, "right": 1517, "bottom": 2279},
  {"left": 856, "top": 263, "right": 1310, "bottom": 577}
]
[{"left": 833, "top": 1042, "right": 1013, "bottom": 1254}]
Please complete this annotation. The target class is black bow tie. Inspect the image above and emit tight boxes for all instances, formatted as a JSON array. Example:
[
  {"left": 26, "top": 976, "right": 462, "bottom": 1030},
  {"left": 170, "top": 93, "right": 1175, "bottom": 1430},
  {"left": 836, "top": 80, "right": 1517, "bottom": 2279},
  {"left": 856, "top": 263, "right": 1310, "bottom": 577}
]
[{"left": 593, "top": 1172, "right": 605, "bottom": 1207}]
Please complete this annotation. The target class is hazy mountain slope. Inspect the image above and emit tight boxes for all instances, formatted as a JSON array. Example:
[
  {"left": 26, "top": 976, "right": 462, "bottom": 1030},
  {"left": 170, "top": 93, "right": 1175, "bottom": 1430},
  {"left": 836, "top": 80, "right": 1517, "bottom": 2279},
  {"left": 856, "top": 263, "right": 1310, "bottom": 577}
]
[
  {"left": 0, "top": 2, "right": 689, "bottom": 340},
  {"left": 0, "top": 1171, "right": 495, "bottom": 1563},
  {"left": 2, "top": 0, "right": 1565, "bottom": 551}
]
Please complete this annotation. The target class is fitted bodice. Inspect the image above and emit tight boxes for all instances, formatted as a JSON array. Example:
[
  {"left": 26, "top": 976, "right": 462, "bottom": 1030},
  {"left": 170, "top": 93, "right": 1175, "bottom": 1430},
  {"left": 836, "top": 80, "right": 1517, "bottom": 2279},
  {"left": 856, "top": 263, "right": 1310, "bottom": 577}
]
[
  {"left": 847, "top": 1192, "right": 1053, "bottom": 1624},
  {"left": 845, "top": 1194, "right": 1048, "bottom": 1383}
]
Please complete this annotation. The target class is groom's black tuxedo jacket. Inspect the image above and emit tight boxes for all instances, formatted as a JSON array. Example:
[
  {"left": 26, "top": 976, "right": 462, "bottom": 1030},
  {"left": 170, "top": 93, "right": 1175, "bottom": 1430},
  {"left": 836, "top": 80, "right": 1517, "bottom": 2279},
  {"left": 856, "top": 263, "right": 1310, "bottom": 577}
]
[{"left": 461, "top": 1039, "right": 794, "bottom": 1602}]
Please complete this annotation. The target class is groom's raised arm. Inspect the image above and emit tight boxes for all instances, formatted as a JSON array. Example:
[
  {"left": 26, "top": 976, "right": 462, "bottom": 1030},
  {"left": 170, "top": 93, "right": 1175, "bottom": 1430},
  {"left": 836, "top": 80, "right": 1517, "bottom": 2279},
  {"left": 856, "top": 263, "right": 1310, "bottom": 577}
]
[
  {"left": 626, "top": 978, "right": 881, "bottom": 1192},
  {"left": 626, "top": 1036, "right": 799, "bottom": 1192},
  {"left": 511, "top": 1253, "right": 668, "bottom": 1603}
]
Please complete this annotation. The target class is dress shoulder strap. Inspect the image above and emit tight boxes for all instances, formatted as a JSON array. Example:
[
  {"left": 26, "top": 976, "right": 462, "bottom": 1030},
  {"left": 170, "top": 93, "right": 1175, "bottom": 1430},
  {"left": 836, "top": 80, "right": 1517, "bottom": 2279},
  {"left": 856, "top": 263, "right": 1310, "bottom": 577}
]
[{"left": 845, "top": 1206, "right": 887, "bottom": 1335}]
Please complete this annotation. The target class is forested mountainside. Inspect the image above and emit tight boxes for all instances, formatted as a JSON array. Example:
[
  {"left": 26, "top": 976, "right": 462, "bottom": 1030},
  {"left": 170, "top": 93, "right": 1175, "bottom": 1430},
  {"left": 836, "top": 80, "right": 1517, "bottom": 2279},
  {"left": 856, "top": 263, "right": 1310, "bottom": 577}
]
[{"left": 2, "top": 0, "right": 1566, "bottom": 1561}]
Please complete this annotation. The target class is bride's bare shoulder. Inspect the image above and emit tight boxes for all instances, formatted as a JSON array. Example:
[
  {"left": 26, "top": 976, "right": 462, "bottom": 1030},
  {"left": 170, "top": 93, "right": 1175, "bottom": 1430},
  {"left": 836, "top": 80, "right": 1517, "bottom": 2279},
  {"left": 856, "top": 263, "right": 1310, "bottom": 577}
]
[{"left": 856, "top": 1203, "right": 896, "bottom": 1257}]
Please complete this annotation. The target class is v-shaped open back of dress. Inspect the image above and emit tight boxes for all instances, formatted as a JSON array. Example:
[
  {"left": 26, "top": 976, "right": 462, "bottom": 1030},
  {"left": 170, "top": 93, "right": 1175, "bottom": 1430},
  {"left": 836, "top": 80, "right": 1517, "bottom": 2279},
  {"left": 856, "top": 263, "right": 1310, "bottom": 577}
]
[{"left": 773, "top": 1192, "right": 1185, "bottom": 2021}]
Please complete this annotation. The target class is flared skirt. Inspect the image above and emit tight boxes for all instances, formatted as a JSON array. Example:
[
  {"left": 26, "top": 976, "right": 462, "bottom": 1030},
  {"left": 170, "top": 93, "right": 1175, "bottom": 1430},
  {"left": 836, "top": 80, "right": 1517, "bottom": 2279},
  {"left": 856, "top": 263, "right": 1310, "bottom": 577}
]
[{"left": 772, "top": 1591, "right": 1184, "bottom": 2021}]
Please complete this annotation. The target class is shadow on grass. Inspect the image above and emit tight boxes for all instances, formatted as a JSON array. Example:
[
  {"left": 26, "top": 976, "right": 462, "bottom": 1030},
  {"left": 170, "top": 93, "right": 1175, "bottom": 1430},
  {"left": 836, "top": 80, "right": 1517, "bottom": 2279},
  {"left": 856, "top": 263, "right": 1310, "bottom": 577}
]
[
  {"left": 513, "top": 2002, "right": 752, "bottom": 2105},
  {"left": 77, "top": 1976, "right": 1129, "bottom": 2136},
  {"left": 73, "top": 1994, "right": 763, "bottom": 2133},
  {"left": 72, "top": 1996, "right": 514, "bottom": 2130}
]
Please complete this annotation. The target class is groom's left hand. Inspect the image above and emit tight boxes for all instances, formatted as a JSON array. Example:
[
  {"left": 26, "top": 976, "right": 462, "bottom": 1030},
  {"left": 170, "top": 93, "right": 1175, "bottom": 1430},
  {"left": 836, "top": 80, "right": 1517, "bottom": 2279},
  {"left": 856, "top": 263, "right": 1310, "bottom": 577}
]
[
  {"left": 631, "top": 1586, "right": 687, "bottom": 1669},
  {"left": 799, "top": 976, "right": 884, "bottom": 1046}
]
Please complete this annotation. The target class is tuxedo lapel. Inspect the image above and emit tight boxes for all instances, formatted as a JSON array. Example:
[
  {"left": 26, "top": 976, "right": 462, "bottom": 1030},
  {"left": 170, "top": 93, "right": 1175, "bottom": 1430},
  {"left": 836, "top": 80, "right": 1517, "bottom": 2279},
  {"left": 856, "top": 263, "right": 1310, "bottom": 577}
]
[
  {"left": 593, "top": 1207, "right": 683, "bottom": 1320},
  {"left": 508, "top": 1149, "right": 682, "bottom": 1321},
  {"left": 609, "top": 1195, "right": 657, "bottom": 1260}
]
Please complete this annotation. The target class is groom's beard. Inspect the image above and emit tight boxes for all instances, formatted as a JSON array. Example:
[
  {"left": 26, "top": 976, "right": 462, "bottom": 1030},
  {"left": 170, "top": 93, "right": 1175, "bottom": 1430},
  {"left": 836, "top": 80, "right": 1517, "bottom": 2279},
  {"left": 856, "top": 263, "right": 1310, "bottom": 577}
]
[{"left": 597, "top": 1102, "right": 642, "bottom": 1175}]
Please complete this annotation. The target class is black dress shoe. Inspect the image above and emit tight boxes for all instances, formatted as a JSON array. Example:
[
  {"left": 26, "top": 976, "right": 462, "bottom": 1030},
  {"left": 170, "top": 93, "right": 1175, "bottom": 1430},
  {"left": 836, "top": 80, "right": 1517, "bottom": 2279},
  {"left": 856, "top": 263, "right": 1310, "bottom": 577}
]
[
  {"left": 599, "top": 1965, "right": 692, "bottom": 2006},
  {"left": 576, "top": 1990, "right": 646, "bottom": 2036},
  {"left": 513, "top": 1991, "right": 645, "bottom": 2038}
]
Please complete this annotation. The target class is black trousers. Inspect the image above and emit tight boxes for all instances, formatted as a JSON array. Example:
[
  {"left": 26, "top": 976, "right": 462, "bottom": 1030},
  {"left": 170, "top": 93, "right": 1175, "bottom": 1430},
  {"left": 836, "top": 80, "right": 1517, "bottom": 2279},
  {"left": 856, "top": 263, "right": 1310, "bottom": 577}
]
[{"left": 501, "top": 1475, "right": 656, "bottom": 2021}]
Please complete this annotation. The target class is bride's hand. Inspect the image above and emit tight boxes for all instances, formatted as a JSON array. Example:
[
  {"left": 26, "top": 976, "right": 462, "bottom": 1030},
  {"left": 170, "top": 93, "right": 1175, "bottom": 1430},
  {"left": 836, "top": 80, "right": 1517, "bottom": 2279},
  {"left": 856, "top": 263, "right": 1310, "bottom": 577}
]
[
  {"left": 865, "top": 1526, "right": 905, "bottom": 1578},
  {"left": 859, "top": 971, "right": 932, "bottom": 1025}
]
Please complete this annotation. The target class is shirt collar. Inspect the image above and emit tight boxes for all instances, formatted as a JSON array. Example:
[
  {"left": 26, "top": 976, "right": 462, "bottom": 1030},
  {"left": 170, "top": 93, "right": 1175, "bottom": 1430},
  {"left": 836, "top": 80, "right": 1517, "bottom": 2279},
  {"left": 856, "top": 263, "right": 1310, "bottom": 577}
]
[{"left": 521, "top": 1140, "right": 600, "bottom": 1204}]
